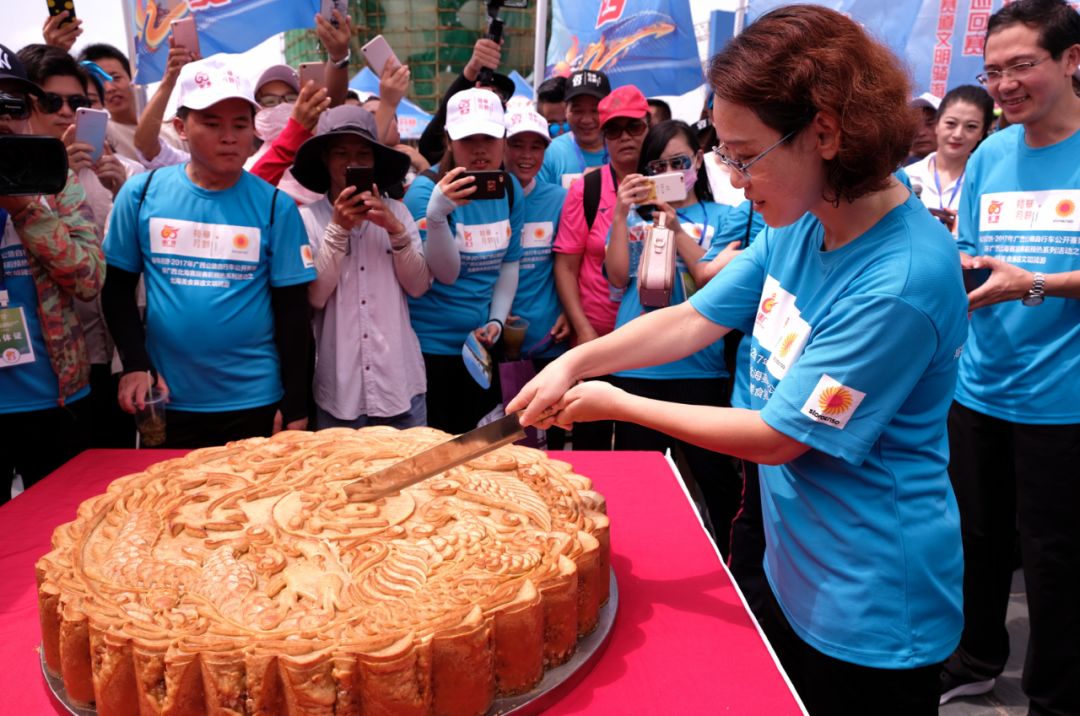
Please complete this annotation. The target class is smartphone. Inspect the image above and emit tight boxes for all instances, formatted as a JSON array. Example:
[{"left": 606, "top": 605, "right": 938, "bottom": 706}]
[
  {"left": 463, "top": 170, "right": 506, "bottom": 201},
  {"left": 0, "top": 136, "right": 69, "bottom": 196},
  {"left": 170, "top": 17, "right": 200, "bottom": 56},
  {"left": 963, "top": 267, "right": 991, "bottom": 293},
  {"left": 645, "top": 171, "right": 688, "bottom": 204},
  {"left": 928, "top": 207, "right": 957, "bottom": 232},
  {"left": 361, "top": 35, "right": 400, "bottom": 77},
  {"left": 319, "top": 0, "right": 348, "bottom": 26},
  {"left": 46, "top": 0, "right": 76, "bottom": 25},
  {"left": 75, "top": 107, "right": 109, "bottom": 163},
  {"left": 346, "top": 165, "right": 375, "bottom": 196},
  {"left": 298, "top": 62, "right": 325, "bottom": 91}
]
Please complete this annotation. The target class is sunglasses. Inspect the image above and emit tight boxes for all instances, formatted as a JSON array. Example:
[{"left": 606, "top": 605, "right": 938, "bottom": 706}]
[
  {"left": 548, "top": 120, "right": 570, "bottom": 138},
  {"left": 37, "top": 92, "right": 93, "bottom": 114},
  {"left": 602, "top": 118, "right": 648, "bottom": 140},
  {"left": 0, "top": 92, "right": 31, "bottom": 120},
  {"left": 257, "top": 93, "right": 298, "bottom": 108},
  {"left": 646, "top": 154, "right": 693, "bottom": 175}
]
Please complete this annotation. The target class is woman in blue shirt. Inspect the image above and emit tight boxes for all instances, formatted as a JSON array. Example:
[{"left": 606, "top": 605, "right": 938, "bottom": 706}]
[
  {"left": 404, "top": 88, "right": 524, "bottom": 434},
  {"left": 605, "top": 119, "right": 743, "bottom": 553},
  {"left": 509, "top": 6, "right": 968, "bottom": 714}
]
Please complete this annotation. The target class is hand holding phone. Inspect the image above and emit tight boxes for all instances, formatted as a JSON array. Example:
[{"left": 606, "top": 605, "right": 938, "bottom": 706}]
[
  {"left": 461, "top": 170, "right": 506, "bottom": 201},
  {"left": 645, "top": 171, "right": 688, "bottom": 204},
  {"left": 170, "top": 17, "right": 200, "bottom": 57},
  {"left": 361, "top": 35, "right": 401, "bottom": 77},
  {"left": 345, "top": 166, "right": 375, "bottom": 196},
  {"left": 298, "top": 62, "right": 325, "bottom": 91},
  {"left": 75, "top": 107, "right": 109, "bottom": 163},
  {"left": 319, "top": 0, "right": 348, "bottom": 27},
  {"left": 46, "top": 0, "right": 76, "bottom": 25},
  {"left": 962, "top": 267, "right": 991, "bottom": 293}
]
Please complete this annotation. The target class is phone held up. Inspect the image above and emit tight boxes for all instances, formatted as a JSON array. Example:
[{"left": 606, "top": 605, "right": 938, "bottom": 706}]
[
  {"left": 298, "top": 62, "right": 325, "bottom": 92},
  {"left": 169, "top": 16, "right": 200, "bottom": 57},
  {"left": 319, "top": 0, "right": 348, "bottom": 26},
  {"left": 46, "top": 0, "right": 76, "bottom": 25},
  {"left": 361, "top": 35, "right": 400, "bottom": 77},
  {"left": 346, "top": 166, "right": 375, "bottom": 198},
  {"left": 462, "top": 171, "right": 506, "bottom": 201},
  {"left": 962, "top": 267, "right": 991, "bottom": 293},
  {"left": 644, "top": 171, "right": 687, "bottom": 204},
  {"left": 75, "top": 107, "right": 110, "bottom": 163}
]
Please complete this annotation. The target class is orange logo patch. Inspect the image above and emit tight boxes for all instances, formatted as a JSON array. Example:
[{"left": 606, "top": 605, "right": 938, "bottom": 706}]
[
  {"left": 987, "top": 200, "right": 1003, "bottom": 215},
  {"left": 776, "top": 332, "right": 797, "bottom": 358},
  {"left": 232, "top": 234, "right": 249, "bottom": 250},
  {"left": 534, "top": 227, "right": 546, "bottom": 239},
  {"left": 159, "top": 225, "right": 179, "bottom": 240},
  {"left": 817, "top": 386, "right": 853, "bottom": 415},
  {"left": 1056, "top": 199, "right": 1076, "bottom": 218},
  {"left": 760, "top": 294, "right": 777, "bottom": 314}
]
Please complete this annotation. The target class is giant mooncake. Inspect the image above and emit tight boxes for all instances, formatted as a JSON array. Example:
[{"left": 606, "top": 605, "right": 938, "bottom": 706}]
[{"left": 36, "top": 427, "right": 610, "bottom": 716}]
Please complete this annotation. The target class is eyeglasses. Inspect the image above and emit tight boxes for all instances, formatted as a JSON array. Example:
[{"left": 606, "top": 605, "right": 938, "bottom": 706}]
[
  {"left": 0, "top": 92, "right": 31, "bottom": 120},
  {"left": 548, "top": 120, "right": 570, "bottom": 138},
  {"left": 712, "top": 128, "right": 799, "bottom": 181},
  {"left": 646, "top": 153, "right": 693, "bottom": 175},
  {"left": 37, "top": 92, "right": 93, "bottom": 114},
  {"left": 977, "top": 57, "right": 1049, "bottom": 85},
  {"left": 602, "top": 118, "right": 648, "bottom": 140},
  {"left": 257, "top": 93, "right": 298, "bottom": 108}
]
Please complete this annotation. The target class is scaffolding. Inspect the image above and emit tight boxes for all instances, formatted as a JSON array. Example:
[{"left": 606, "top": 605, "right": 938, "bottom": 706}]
[{"left": 284, "top": 0, "right": 538, "bottom": 113}]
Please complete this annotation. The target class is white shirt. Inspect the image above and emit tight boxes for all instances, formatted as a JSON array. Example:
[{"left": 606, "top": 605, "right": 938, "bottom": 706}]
[
  {"left": 906, "top": 152, "right": 965, "bottom": 213},
  {"left": 300, "top": 196, "right": 429, "bottom": 420}
]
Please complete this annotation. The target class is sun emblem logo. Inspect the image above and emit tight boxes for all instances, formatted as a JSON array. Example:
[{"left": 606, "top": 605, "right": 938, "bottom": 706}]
[
  {"left": 760, "top": 293, "right": 777, "bottom": 314},
  {"left": 1055, "top": 199, "right": 1076, "bottom": 218},
  {"left": 232, "top": 234, "right": 249, "bottom": 250},
  {"left": 777, "top": 332, "right": 797, "bottom": 358},
  {"left": 533, "top": 227, "right": 546, "bottom": 240},
  {"left": 817, "top": 386, "right": 853, "bottom": 415}
]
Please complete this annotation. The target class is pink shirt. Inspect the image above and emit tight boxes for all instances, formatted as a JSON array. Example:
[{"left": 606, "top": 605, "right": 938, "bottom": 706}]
[{"left": 553, "top": 165, "right": 620, "bottom": 337}]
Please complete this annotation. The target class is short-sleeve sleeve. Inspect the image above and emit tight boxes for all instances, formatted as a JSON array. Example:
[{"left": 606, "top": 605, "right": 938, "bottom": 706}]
[
  {"left": 689, "top": 231, "right": 768, "bottom": 334},
  {"left": 268, "top": 194, "right": 317, "bottom": 287},
  {"left": 955, "top": 160, "right": 981, "bottom": 255},
  {"left": 103, "top": 172, "right": 149, "bottom": 273},
  {"left": 760, "top": 295, "right": 938, "bottom": 465},
  {"left": 552, "top": 178, "right": 586, "bottom": 254}
]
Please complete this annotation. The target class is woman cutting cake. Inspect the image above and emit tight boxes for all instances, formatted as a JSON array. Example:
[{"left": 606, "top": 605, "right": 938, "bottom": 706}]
[{"left": 508, "top": 5, "right": 967, "bottom": 714}]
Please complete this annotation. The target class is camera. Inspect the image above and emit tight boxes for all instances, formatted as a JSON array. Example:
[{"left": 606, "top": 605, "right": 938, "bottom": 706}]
[
  {"left": 0, "top": 136, "right": 69, "bottom": 196},
  {"left": 477, "top": 0, "right": 528, "bottom": 86}
]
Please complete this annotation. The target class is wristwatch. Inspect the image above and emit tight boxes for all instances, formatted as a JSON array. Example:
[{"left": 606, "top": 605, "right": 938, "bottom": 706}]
[
  {"left": 1021, "top": 272, "right": 1046, "bottom": 306},
  {"left": 332, "top": 50, "right": 351, "bottom": 69}
]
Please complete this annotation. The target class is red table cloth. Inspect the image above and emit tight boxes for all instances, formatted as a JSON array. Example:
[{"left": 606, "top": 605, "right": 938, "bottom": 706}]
[{"left": 0, "top": 449, "right": 804, "bottom": 714}]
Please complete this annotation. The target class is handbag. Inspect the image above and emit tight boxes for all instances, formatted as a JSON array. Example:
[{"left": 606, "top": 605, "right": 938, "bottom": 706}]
[{"left": 637, "top": 212, "right": 677, "bottom": 308}]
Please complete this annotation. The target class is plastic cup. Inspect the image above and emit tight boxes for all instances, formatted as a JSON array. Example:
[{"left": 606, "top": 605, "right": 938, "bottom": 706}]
[
  {"left": 502, "top": 317, "right": 530, "bottom": 360},
  {"left": 135, "top": 387, "right": 167, "bottom": 447}
]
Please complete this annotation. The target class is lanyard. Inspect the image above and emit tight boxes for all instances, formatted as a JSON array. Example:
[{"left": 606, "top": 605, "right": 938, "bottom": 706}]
[
  {"left": 931, "top": 156, "right": 964, "bottom": 211},
  {"left": 570, "top": 133, "right": 608, "bottom": 172}
]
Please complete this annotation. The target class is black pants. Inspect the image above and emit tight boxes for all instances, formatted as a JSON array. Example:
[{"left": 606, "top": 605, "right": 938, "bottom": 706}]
[
  {"left": 422, "top": 353, "right": 500, "bottom": 435},
  {"left": 756, "top": 584, "right": 942, "bottom": 715},
  {"left": 0, "top": 397, "right": 90, "bottom": 504},
  {"left": 161, "top": 404, "right": 277, "bottom": 449},
  {"left": 945, "top": 401, "right": 1080, "bottom": 716},
  {"left": 608, "top": 375, "right": 742, "bottom": 556},
  {"left": 86, "top": 364, "right": 136, "bottom": 448},
  {"left": 728, "top": 460, "right": 770, "bottom": 621}
]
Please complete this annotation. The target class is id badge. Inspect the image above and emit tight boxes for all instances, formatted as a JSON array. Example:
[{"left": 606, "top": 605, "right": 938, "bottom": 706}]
[
  {"left": 0, "top": 306, "right": 37, "bottom": 368},
  {"left": 462, "top": 332, "right": 493, "bottom": 389}
]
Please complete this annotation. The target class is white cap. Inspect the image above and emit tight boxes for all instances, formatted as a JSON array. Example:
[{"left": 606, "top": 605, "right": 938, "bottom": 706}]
[
  {"left": 446, "top": 88, "right": 505, "bottom": 141},
  {"left": 911, "top": 91, "right": 941, "bottom": 111},
  {"left": 504, "top": 108, "right": 550, "bottom": 144},
  {"left": 176, "top": 57, "right": 259, "bottom": 113},
  {"left": 506, "top": 95, "right": 534, "bottom": 112}
]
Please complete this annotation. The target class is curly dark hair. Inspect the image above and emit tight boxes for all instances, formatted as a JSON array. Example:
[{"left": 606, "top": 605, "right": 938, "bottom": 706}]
[{"left": 708, "top": 4, "right": 916, "bottom": 204}]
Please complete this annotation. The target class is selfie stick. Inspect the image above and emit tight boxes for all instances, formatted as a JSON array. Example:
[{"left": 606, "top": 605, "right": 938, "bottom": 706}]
[{"left": 477, "top": 0, "right": 505, "bottom": 87}]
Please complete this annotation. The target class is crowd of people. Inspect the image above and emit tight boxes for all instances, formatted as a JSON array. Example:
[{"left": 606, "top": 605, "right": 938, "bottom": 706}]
[{"left": 1, "top": 0, "right": 1078, "bottom": 714}]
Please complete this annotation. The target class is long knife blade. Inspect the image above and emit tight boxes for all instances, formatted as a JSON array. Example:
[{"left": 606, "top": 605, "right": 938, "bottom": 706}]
[{"left": 343, "top": 412, "right": 526, "bottom": 502}]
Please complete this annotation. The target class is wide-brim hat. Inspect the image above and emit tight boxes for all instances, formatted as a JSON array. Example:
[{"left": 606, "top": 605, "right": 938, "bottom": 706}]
[{"left": 291, "top": 105, "right": 411, "bottom": 194}]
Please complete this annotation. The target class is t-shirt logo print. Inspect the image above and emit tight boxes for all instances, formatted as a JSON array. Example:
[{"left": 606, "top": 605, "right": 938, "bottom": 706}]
[
  {"left": 776, "top": 331, "right": 797, "bottom": 359},
  {"left": 800, "top": 374, "right": 867, "bottom": 430},
  {"left": 194, "top": 72, "right": 211, "bottom": 89},
  {"left": 1055, "top": 199, "right": 1075, "bottom": 218},
  {"left": 986, "top": 199, "right": 1003, "bottom": 224}
]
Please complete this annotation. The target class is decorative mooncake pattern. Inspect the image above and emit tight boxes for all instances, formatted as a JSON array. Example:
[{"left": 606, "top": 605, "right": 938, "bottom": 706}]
[{"left": 36, "top": 427, "right": 610, "bottom": 716}]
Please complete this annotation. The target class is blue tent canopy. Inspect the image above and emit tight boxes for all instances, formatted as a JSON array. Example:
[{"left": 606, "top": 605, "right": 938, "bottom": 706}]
[{"left": 348, "top": 67, "right": 433, "bottom": 140}]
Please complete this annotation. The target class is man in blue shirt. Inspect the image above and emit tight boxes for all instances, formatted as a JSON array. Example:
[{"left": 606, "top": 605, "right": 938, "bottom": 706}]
[
  {"left": 939, "top": 2, "right": 1080, "bottom": 712},
  {"left": 536, "top": 70, "right": 610, "bottom": 188},
  {"left": 102, "top": 58, "right": 316, "bottom": 448}
]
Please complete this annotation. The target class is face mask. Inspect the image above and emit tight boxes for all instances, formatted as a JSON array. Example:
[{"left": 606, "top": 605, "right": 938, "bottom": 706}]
[
  {"left": 682, "top": 165, "right": 698, "bottom": 194},
  {"left": 255, "top": 103, "right": 293, "bottom": 143}
]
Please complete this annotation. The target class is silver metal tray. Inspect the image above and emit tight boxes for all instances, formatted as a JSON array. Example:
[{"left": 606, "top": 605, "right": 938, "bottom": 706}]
[{"left": 44, "top": 569, "right": 617, "bottom": 716}]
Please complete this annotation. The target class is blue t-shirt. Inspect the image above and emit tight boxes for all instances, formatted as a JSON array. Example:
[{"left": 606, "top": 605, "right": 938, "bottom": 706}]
[
  {"left": 700, "top": 201, "right": 766, "bottom": 408},
  {"left": 536, "top": 133, "right": 608, "bottom": 188},
  {"left": 955, "top": 124, "right": 1080, "bottom": 424},
  {"left": 512, "top": 181, "right": 567, "bottom": 359},
  {"left": 689, "top": 194, "right": 967, "bottom": 668},
  {"left": 104, "top": 166, "right": 315, "bottom": 412},
  {"left": 404, "top": 172, "right": 525, "bottom": 355},
  {"left": 613, "top": 201, "right": 731, "bottom": 380},
  {"left": 0, "top": 216, "right": 89, "bottom": 413}
]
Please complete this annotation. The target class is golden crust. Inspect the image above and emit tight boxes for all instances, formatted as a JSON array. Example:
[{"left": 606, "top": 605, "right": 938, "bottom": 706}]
[{"left": 37, "top": 427, "right": 609, "bottom": 716}]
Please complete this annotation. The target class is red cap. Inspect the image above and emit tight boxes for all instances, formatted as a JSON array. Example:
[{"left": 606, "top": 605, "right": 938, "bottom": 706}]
[{"left": 599, "top": 85, "right": 649, "bottom": 127}]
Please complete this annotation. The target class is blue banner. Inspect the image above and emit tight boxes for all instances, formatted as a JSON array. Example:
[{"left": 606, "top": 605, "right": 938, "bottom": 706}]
[
  {"left": 747, "top": 0, "right": 1012, "bottom": 99},
  {"left": 545, "top": 0, "right": 704, "bottom": 97},
  {"left": 128, "top": 0, "right": 319, "bottom": 84}
]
